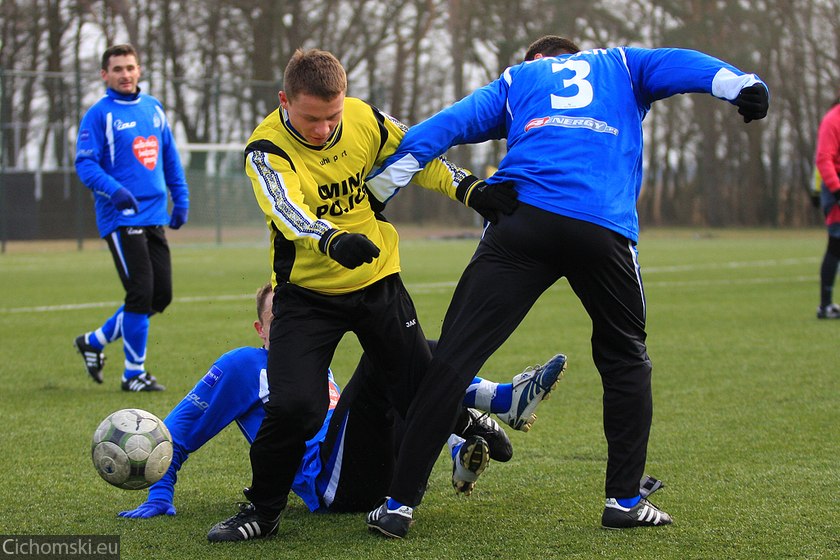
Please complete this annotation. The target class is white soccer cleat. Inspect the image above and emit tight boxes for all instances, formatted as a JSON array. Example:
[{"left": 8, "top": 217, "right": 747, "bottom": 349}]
[{"left": 496, "top": 353, "right": 566, "bottom": 432}]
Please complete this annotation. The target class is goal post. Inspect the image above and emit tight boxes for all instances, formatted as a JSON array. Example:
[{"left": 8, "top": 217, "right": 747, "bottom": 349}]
[{"left": 176, "top": 142, "right": 266, "bottom": 245}]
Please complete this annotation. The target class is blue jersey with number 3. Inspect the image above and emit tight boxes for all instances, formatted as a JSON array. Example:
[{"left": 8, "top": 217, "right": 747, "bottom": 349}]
[{"left": 371, "top": 47, "right": 766, "bottom": 242}]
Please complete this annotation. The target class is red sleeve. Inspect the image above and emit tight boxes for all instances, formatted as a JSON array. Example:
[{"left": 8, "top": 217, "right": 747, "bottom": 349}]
[{"left": 816, "top": 105, "right": 840, "bottom": 194}]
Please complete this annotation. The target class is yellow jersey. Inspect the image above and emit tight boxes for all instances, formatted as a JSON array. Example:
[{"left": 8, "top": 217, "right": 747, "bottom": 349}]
[{"left": 246, "top": 97, "right": 469, "bottom": 294}]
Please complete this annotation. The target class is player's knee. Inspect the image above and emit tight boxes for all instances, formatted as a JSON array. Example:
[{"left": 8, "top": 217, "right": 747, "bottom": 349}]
[
  {"left": 124, "top": 288, "right": 153, "bottom": 315},
  {"left": 152, "top": 290, "right": 172, "bottom": 314},
  {"left": 827, "top": 235, "right": 840, "bottom": 259},
  {"left": 265, "top": 397, "right": 325, "bottom": 437}
]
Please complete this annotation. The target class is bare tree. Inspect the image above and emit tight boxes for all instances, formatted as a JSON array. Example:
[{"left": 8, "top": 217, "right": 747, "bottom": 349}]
[{"left": 3, "top": 0, "right": 839, "bottom": 228}]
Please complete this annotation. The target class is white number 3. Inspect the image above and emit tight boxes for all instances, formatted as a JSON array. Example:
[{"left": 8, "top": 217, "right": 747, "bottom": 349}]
[{"left": 550, "top": 59, "right": 593, "bottom": 109}]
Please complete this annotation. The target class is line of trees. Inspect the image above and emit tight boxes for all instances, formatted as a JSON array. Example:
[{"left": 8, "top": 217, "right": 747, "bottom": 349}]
[{"left": 2, "top": 0, "right": 840, "bottom": 227}]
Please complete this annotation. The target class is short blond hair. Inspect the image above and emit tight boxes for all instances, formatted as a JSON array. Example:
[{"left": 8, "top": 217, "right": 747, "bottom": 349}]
[
  {"left": 283, "top": 49, "right": 347, "bottom": 101},
  {"left": 256, "top": 282, "right": 273, "bottom": 321}
]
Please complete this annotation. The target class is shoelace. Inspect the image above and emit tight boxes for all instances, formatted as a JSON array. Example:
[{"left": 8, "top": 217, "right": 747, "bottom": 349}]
[
  {"left": 216, "top": 502, "right": 254, "bottom": 526},
  {"left": 471, "top": 410, "right": 493, "bottom": 427},
  {"left": 518, "top": 364, "right": 555, "bottom": 393}
]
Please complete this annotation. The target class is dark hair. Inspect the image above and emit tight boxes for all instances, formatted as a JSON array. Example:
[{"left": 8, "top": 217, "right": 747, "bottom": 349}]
[
  {"left": 524, "top": 36, "right": 581, "bottom": 61},
  {"left": 256, "top": 282, "right": 273, "bottom": 321},
  {"left": 101, "top": 44, "right": 139, "bottom": 71},
  {"left": 283, "top": 49, "right": 347, "bottom": 101}
]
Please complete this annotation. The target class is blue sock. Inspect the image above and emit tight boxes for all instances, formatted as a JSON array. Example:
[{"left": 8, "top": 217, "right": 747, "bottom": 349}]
[
  {"left": 386, "top": 498, "right": 408, "bottom": 511},
  {"left": 492, "top": 383, "right": 512, "bottom": 412},
  {"left": 616, "top": 495, "right": 641, "bottom": 508},
  {"left": 122, "top": 311, "right": 149, "bottom": 380},
  {"left": 100, "top": 305, "right": 124, "bottom": 343},
  {"left": 462, "top": 377, "right": 481, "bottom": 408},
  {"left": 462, "top": 376, "right": 513, "bottom": 413},
  {"left": 85, "top": 333, "right": 105, "bottom": 351},
  {"left": 88, "top": 306, "right": 124, "bottom": 350}
]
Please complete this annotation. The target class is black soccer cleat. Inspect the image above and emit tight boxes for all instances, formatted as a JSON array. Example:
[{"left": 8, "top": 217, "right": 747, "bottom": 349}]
[
  {"left": 452, "top": 435, "right": 490, "bottom": 496},
  {"left": 207, "top": 502, "right": 280, "bottom": 542},
  {"left": 74, "top": 334, "right": 105, "bottom": 384},
  {"left": 121, "top": 372, "right": 165, "bottom": 392},
  {"left": 601, "top": 498, "right": 672, "bottom": 529},
  {"left": 460, "top": 408, "right": 513, "bottom": 462},
  {"left": 639, "top": 474, "right": 664, "bottom": 499},
  {"left": 366, "top": 498, "right": 414, "bottom": 539},
  {"left": 816, "top": 303, "right": 840, "bottom": 319}
]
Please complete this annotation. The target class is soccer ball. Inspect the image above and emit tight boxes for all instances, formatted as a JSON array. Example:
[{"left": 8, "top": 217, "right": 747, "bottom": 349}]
[{"left": 91, "top": 408, "right": 173, "bottom": 490}]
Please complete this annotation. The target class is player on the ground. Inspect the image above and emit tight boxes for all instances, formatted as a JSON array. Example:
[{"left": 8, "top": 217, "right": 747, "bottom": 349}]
[{"left": 119, "top": 283, "right": 566, "bottom": 522}]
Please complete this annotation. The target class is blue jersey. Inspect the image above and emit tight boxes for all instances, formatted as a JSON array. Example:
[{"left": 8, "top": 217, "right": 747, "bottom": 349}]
[
  {"left": 75, "top": 88, "right": 189, "bottom": 237},
  {"left": 146, "top": 346, "right": 340, "bottom": 512},
  {"left": 369, "top": 47, "right": 767, "bottom": 242}
]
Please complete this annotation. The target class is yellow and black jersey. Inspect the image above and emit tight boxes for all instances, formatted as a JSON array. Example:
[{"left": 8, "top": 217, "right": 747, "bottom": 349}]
[{"left": 246, "top": 96, "right": 469, "bottom": 294}]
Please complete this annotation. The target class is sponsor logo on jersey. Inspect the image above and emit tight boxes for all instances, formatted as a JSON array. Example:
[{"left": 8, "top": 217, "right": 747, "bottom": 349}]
[
  {"left": 315, "top": 170, "right": 368, "bottom": 218},
  {"left": 319, "top": 149, "right": 348, "bottom": 166},
  {"left": 405, "top": 318, "right": 417, "bottom": 328},
  {"left": 114, "top": 119, "right": 137, "bottom": 131},
  {"left": 524, "top": 115, "right": 618, "bottom": 136},
  {"left": 185, "top": 391, "right": 210, "bottom": 411},
  {"left": 79, "top": 129, "right": 91, "bottom": 142},
  {"left": 202, "top": 364, "right": 222, "bottom": 387},
  {"left": 132, "top": 135, "right": 159, "bottom": 170}
]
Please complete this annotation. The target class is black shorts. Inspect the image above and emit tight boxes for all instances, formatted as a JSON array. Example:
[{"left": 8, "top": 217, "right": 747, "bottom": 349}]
[{"left": 104, "top": 225, "right": 172, "bottom": 314}]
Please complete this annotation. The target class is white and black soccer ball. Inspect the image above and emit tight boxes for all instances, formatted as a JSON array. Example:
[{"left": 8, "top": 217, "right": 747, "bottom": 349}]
[{"left": 91, "top": 408, "right": 173, "bottom": 490}]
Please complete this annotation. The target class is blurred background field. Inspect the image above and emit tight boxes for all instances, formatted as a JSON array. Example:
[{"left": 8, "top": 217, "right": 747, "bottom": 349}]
[{"left": 0, "top": 227, "right": 837, "bottom": 559}]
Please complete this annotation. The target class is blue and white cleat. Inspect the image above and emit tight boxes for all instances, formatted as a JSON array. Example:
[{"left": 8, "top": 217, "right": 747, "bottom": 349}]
[{"left": 496, "top": 353, "right": 567, "bottom": 432}]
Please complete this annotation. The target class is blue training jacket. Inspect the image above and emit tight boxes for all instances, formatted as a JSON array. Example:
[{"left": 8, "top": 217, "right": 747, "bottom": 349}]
[
  {"left": 146, "top": 346, "right": 340, "bottom": 513},
  {"left": 369, "top": 47, "right": 767, "bottom": 242},
  {"left": 75, "top": 87, "right": 189, "bottom": 237}
]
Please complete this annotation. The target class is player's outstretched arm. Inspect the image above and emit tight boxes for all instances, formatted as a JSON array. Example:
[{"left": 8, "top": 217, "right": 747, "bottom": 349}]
[
  {"left": 118, "top": 443, "right": 187, "bottom": 519},
  {"left": 118, "top": 349, "right": 265, "bottom": 520}
]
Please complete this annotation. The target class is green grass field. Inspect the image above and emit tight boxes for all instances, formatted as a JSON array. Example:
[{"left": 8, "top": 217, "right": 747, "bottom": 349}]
[{"left": 0, "top": 228, "right": 837, "bottom": 559}]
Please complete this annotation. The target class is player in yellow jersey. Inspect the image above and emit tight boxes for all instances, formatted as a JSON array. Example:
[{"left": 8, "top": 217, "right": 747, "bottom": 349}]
[{"left": 207, "top": 48, "right": 518, "bottom": 542}]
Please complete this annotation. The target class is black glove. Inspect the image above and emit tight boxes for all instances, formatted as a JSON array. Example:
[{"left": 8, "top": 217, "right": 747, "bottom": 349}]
[
  {"left": 733, "top": 84, "right": 769, "bottom": 123},
  {"left": 323, "top": 230, "right": 380, "bottom": 269},
  {"left": 456, "top": 175, "right": 518, "bottom": 224}
]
